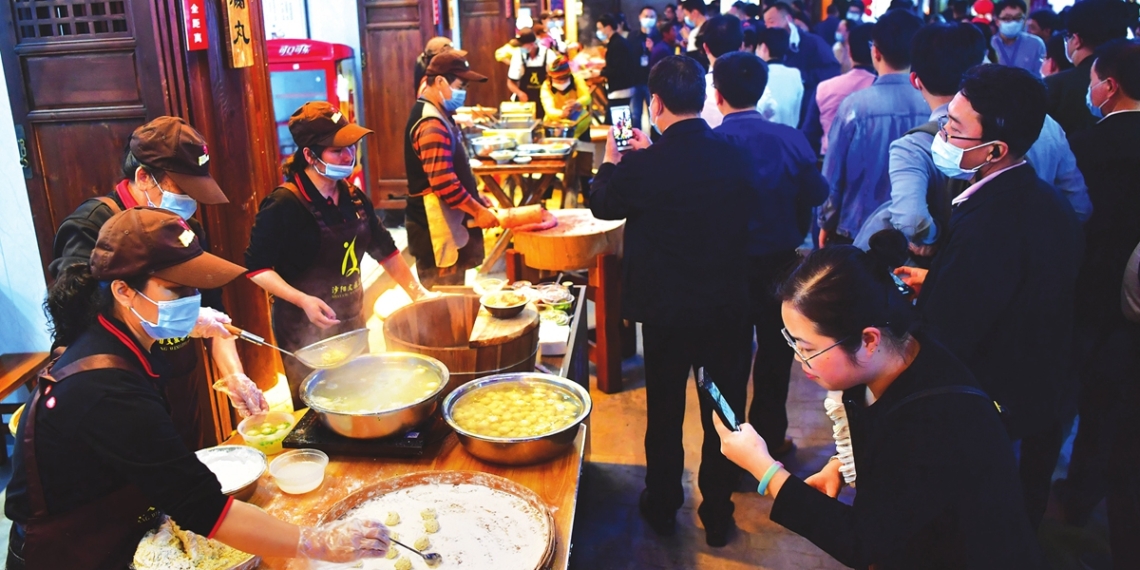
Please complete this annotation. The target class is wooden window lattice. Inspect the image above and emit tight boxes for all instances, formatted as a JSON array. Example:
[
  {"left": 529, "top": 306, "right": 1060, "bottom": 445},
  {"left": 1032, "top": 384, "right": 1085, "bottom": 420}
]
[{"left": 12, "top": 0, "right": 129, "bottom": 42}]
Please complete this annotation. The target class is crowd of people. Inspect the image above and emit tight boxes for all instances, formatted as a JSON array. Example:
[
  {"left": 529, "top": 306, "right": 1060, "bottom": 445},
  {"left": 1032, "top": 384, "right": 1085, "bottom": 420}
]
[{"left": 588, "top": 0, "right": 1140, "bottom": 566}]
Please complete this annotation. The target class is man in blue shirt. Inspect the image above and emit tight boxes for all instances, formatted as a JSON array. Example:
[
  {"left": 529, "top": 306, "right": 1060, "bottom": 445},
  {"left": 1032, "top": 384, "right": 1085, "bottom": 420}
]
[
  {"left": 991, "top": 0, "right": 1046, "bottom": 78},
  {"left": 817, "top": 9, "right": 927, "bottom": 246},
  {"left": 853, "top": 22, "right": 1091, "bottom": 254},
  {"left": 711, "top": 51, "right": 829, "bottom": 459}
]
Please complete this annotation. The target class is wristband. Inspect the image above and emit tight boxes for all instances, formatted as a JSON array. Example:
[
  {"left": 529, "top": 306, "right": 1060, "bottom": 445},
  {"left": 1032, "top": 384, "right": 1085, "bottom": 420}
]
[{"left": 757, "top": 461, "right": 784, "bottom": 496}]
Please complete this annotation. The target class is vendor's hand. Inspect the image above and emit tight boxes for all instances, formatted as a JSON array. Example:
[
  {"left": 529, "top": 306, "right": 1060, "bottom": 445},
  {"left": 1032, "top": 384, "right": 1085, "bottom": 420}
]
[
  {"left": 297, "top": 518, "right": 390, "bottom": 562},
  {"left": 410, "top": 286, "right": 440, "bottom": 302},
  {"left": 473, "top": 206, "right": 501, "bottom": 229},
  {"left": 804, "top": 458, "right": 843, "bottom": 498},
  {"left": 711, "top": 414, "right": 773, "bottom": 478},
  {"left": 190, "top": 307, "right": 233, "bottom": 339},
  {"left": 516, "top": 92, "right": 530, "bottom": 102},
  {"left": 212, "top": 373, "right": 269, "bottom": 418},
  {"left": 297, "top": 295, "right": 340, "bottom": 329},
  {"left": 894, "top": 266, "right": 929, "bottom": 299}
]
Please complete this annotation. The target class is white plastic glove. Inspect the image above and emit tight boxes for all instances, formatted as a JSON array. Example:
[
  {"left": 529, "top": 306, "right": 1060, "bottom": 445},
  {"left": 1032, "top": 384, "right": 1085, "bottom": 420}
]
[
  {"left": 191, "top": 307, "right": 234, "bottom": 339},
  {"left": 212, "top": 373, "right": 270, "bottom": 418},
  {"left": 297, "top": 518, "right": 390, "bottom": 562}
]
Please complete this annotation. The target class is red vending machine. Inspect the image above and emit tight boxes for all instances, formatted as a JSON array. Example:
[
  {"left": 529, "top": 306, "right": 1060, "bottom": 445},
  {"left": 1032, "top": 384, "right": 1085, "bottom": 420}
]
[{"left": 267, "top": 39, "right": 362, "bottom": 186}]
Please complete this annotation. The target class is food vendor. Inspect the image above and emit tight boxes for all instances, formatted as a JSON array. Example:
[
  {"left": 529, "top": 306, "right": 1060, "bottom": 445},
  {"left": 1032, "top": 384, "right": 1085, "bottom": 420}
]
[
  {"left": 540, "top": 56, "right": 593, "bottom": 140},
  {"left": 405, "top": 51, "right": 501, "bottom": 288},
  {"left": 508, "top": 28, "right": 560, "bottom": 116},
  {"left": 5, "top": 208, "right": 390, "bottom": 569},
  {"left": 245, "top": 102, "right": 432, "bottom": 405},
  {"left": 48, "top": 117, "right": 267, "bottom": 449}
]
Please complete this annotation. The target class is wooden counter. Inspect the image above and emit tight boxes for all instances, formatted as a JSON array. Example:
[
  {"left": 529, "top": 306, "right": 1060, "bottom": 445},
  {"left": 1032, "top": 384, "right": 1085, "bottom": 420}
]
[{"left": 230, "top": 418, "right": 586, "bottom": 570}]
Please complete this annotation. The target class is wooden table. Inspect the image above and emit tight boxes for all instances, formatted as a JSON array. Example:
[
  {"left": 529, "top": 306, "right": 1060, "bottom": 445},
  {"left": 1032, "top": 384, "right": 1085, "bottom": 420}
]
[
  {"left": 0, "top": 352, "right": 50, "bottom": 463},
  {"left": 231, "top": 418, "right": 586, "bottom": 570}
]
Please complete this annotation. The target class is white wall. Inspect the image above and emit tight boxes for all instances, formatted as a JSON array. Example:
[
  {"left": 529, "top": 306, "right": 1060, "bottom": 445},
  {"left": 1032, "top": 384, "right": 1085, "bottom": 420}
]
[{"left": 0, "top": 63, "right": 50, "bottom": 353}]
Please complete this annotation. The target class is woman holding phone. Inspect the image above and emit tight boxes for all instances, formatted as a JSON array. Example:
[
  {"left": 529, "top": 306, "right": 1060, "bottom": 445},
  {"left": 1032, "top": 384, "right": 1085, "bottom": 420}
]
[{"left": 713, "top": 231, "right": 1045, "bottom": 568}]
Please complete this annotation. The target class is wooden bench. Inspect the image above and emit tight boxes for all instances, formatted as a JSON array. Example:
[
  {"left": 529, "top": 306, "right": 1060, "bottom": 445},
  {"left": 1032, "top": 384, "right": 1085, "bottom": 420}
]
[{"left": 0, "top": 352, "right": 50, "bottom": 463}]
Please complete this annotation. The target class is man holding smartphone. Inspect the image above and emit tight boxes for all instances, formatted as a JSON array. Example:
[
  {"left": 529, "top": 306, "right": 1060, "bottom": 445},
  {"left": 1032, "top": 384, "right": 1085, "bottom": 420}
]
[{"left": 588, "top": 55, "right": 756, "bottom": 548}]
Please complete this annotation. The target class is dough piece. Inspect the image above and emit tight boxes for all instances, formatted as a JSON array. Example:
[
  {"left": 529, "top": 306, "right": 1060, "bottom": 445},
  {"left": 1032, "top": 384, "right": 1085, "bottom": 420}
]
[
  {"left": 394, "top": 557, "right": 413, "bottom": 570},
  {"left": 385, "top": 511, "right": 401, "bottom": 526},
  {"left": 423, "top": 518, "right": 440, "bottom": 533},
  {"left": 420, "top": 508, "right": 436, "bottom": 520},
  {"left": 414, "top": 535, "right": 431, "bottom": 551},
  {"left": 386, "top": 546, "right": 399, "bottom": 560}
]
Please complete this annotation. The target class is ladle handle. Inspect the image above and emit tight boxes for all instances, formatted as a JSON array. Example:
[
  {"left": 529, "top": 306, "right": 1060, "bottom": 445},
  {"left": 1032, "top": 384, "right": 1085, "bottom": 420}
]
[{"left": 225, "top": 324, "right": 296, "bottom": 357}]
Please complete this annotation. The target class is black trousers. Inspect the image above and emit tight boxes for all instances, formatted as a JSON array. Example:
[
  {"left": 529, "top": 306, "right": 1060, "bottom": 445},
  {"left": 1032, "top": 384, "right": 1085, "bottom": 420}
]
[
  {"left": 641, "top": 317, "right": 752, "bottom": 526},
  {"left": 1018, "top": 421, "right": 1065, "bottom": 530},
  {"left": 746, "top": 251, "right": 800, "bottom": 443},
  {"left": 1107, "top": 360, "right": 1140, "bottom": 569}
]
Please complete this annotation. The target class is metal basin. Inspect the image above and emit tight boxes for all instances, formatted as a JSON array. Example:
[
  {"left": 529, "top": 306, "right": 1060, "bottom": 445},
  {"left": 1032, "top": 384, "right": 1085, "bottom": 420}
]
[
  {"left": 443, "top": 373, "right": 591, "bottom": 465},
  {"left": 300, "top": 353, "right": 449, "bottom": 439},
  {"left": 194, "top": 445, "right": 267, "bottom": 502}
]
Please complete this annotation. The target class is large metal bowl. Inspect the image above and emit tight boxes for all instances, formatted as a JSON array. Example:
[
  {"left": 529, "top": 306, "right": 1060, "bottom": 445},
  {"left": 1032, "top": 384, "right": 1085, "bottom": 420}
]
[
  {"left": 300, "top": 353, "right": 450, "bottom": 439},
  {"left": 194, "top": 445, "right": 267, "bottom": 502},
  {"left": 470, "top": 135, "right": 516, "bottom": 158},
  {"left": 443, "top": 373, "right": 591, "bottom": 465}
]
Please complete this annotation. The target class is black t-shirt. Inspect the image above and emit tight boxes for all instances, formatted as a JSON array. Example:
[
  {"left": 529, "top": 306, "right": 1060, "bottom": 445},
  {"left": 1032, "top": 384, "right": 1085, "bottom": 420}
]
[
  {"left": 245, "top": 172, "right": 399, "bottom": 283},
  {"left": 5, "top": 315, "right": 230, "bottom": 536}
]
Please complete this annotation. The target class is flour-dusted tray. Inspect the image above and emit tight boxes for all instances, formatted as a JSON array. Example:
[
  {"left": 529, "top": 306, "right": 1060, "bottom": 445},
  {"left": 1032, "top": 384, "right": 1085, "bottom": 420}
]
[{"left": 319, "top": 471, "right": 556, "bottom": 570}]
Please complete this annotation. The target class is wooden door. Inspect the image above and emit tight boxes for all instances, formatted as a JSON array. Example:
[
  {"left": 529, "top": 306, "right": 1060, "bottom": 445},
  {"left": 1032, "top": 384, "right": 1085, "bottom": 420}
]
[
  {"left": 0, "top": 0, "right": 173, "bottom": 274},
  {"left": 358, "top": 0, "right": 437, "bottom": 208},
  {"left": 459, "top": 0, "right": 510, "bottom": 108}
]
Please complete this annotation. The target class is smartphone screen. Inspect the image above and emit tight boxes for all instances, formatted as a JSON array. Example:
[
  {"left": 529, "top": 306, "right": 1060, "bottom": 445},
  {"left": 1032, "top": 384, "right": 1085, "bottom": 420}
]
[
  {"left": 697, "top": 369, "right": 740, "bottom": 431},
  {"left": 610, "top": 105, "right": 634, "bottom": 152}
]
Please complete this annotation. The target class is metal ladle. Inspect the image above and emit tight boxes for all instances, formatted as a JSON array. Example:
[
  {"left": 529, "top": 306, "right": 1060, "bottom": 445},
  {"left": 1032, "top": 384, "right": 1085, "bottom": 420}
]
[
  {"left": 390, "top": 538, "right": 443, "bottom": 566},
  {"left": 223, "top": 324, "right": 368, "bottom": 370}
]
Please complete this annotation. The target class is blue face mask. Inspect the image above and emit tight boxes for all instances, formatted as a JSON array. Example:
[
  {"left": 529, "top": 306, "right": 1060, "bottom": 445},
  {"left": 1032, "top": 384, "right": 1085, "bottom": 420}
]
[
  {"left": 1086, "top": 79, "right": 1108, "bottom": 119},
  {"left": 130, "top": 290, "right": 201, "bottom": 341},
  {"left": 146, "top": 177, "right": 198, "bottom": 220},
  {"left": 640, "top": 17, "right": 657, "bottom": 30},
  {"left": 444, "top": 87, "right": 467, "bottom": 112},
  {"left": 931, "top": 134, "right": 992, "bottom": 180},
  {"left": 596, "top": 29, "right": 607, "bottom": 42},
  {"left": 315, "top": 155, "right": 355, "bottom": 180},
  {"left": 684, "top": 15, "right": 695, "bottom": 27}
]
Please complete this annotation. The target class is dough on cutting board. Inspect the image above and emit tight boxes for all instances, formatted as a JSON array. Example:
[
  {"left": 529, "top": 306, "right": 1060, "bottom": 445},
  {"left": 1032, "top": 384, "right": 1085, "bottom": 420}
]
[
  {"left": 414, "top": 535, "right": 430, "bottom": 550},
  {"left": 385, "top": 512, "right": 400, "bottom": 525},
  {"left": 423, "top": 518, "right": 440, "bottom": 533}
]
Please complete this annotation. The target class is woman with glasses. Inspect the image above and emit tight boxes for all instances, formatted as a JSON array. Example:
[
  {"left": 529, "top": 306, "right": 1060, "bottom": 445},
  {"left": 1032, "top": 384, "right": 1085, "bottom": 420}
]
[{"left": 712, "top": 231, "right": 1045, "bottom": 569}]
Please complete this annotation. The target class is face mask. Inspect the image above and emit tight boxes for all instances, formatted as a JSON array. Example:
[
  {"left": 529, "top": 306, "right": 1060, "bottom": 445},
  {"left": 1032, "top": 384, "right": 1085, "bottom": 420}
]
[
  {"left": 552, "top": 19, "right": 563, "bottom": 29},
  {"left": 145, "top": 177, "right": 198, "bottom": 220},
  {"left": 684, "top": 16, "right": 695, "bottom": 27},
  {"left": 835, "top": 31, "right": 844, "bottom": 43},
  {"left": 552, "top": 79, "right": 572, "bottom": 91},
  {"left": 315, "top": 155, "right": 355, "bottom": 180},
  {"left": 998, "top": 20, "right": 1023, "bottom": 37},
  {"left": 1086, "top": 79, "right": 1109, "bottom": 119},
  {"left": 131, "top": 290, "right": 201, "bottom": 340},
  {"left": 640, "top": 17, "right": 657, "bottom": 30},
  {"left": 931, "top": 135, "right": 993, "bottom": 180},
  {"left": 444, "top": 87, "right": 467, "bottom": 112},
  {"left": 848, "top": 12, "right": 863, "bottom": 22},
  {"left": 596, "top": 29, "right": 607, "bottom": 42}
]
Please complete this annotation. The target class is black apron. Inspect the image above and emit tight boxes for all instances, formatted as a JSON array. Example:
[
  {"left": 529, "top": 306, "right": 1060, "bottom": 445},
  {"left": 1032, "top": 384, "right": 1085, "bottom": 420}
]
[
  {"left": 406, "top": 108, "right": 485, "bottom": 288},
  {"left": 522, "top": 48, "right": 548, "bottom": 119},
  {"left": 15, "top": 354, "right": 160, "bottom": 570},
  {"left": 271, "top": 176, "right": 371, "bottom": 405}
]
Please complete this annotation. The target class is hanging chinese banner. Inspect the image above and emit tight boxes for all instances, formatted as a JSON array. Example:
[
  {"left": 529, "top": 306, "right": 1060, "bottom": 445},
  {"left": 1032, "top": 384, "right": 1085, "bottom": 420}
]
[
  {"left": 221, "top": 0, "right": 255, "bottom": 68},
  {"left": 183, "top": 0, "right": 208, "bottom": 51}
]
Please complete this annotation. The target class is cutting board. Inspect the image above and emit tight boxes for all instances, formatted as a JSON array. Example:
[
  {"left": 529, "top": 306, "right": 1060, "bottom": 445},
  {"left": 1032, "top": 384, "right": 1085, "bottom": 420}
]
[
  {"left": 469, "top": 304, "right": 541, "bottom": 348},
  {"left": 512, "top": 209, "right": 625, "bottom": 271}
]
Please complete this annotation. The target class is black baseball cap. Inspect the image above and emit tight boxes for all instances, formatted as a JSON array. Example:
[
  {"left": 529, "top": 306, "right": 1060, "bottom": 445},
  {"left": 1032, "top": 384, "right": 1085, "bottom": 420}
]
[
  {"left": 425, "top": 52, "right": 489, "bottom": 82},
  {"left": 288, "top": 101, "right": 373, "bottom": 149},
  {"left": 129, "top": 117, "right": 227, "bottom": 205}
]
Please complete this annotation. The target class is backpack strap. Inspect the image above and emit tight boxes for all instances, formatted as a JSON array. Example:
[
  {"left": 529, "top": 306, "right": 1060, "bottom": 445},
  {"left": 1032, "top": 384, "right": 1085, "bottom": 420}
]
[
  {"left": 93, "top": 196, "right": 122, "bottom": 215},
  {"left": 884, "top": 385, "right": 1004, "bottom": 418}
]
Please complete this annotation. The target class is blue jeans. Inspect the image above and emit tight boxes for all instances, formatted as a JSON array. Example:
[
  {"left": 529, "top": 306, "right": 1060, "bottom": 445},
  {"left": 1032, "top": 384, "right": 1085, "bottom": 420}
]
[{"left": 631, "top": 84, "right": 650, "bottom": 130}]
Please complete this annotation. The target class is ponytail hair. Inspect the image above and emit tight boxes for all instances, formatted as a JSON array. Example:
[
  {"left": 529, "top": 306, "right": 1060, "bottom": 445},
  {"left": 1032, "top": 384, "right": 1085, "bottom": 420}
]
[
  {"left": 777, "top": 229, "right": 919, "bottom": 359},
  {"left": 45, "top": 263, "right": 147, "bottom": 346}
]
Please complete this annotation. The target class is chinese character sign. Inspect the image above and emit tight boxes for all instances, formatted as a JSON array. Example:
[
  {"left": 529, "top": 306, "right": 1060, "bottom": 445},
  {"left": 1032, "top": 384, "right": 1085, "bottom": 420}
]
[
  {"left": 183, "top": 0, "right": 208, "bottom": 51},
  {"left": 222, "top": 0, "right": 255, "bottom": 68}
]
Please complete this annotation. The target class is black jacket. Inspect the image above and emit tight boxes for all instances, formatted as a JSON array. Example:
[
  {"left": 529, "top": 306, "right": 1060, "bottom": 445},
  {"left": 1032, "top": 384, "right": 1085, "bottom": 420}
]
[
  {"left": 771, "top": 337, "right": 1044, "bottom": 569},
  {"left": 918, "top": 164, "right": 1082, "bottom": 439},
  {"left": 1070, "top": 111, "right": 1140, "bottom": 328},
  {"left": 601, "top": 33, "right": 638, "bottom": 93},
  {"left": 1045, "top": 57, "right": 1096, "bottom": 139},
  {"left": 588, "top": 118, "right": 752, "bottom": 326}
]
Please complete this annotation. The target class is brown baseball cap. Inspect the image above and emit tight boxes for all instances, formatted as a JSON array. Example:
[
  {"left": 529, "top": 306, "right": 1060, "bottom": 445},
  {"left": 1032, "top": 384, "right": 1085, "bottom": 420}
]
[
  {"left": 129, "top": 117, "right": 228, "bottom": 205},
  {"left": 424, "top": 36, "right": 466, "bottom": 58},
  {"left": 288, "top": 101, "right": 373, "bottom": 149},
  {"left": 90, "top": 208, "right": 246, "bottom": 290},
  {"left": 424, "top": 51, "right": 488, "bottom": 82}
]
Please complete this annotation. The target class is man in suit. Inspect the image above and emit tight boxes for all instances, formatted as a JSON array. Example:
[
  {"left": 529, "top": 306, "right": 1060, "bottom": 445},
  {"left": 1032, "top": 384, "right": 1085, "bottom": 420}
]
[
  {"left": 589, "top": 55, "right": 754, "bottom": 548},
  {"left": 1057, "top": 41, "right": 1140, "bottom": 561},
  {"left": 895, "top": 64, "right": 1083, "bottom": 530},
  {"left": 763, "top": 2, "right": 842, "bottom": 126},
  {"left": 711, "top": 51, "right": 829, "bottom": 459}
]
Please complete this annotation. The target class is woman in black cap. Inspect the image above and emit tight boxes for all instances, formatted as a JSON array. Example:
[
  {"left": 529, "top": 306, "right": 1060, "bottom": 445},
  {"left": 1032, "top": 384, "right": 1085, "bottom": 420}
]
[
  {"left": 245, "top": 102, "right": 431, "bottom": 405},
  {"left": 6, "top": 208, "right": 390, "bottom": 569}
]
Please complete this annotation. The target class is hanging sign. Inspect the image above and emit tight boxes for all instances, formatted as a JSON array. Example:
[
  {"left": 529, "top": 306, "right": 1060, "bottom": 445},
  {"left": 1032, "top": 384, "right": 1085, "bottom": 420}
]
[
  {"left": 183, "top": 0, "right": 209, "bottom": 51},
  {"left": 222, "top": 0, "right": 255, "bottom": 68}
]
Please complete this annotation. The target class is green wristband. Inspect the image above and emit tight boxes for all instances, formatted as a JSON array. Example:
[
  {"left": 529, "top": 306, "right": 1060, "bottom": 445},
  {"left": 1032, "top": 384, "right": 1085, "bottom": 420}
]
[{"left": 757, "top": 461, "right": 784, "bottom": 496}]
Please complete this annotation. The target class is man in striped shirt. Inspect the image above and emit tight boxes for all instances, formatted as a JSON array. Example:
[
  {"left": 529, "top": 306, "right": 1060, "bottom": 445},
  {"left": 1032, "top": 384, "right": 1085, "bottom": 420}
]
[{"left": 404, "top": 52, "right": 500, "bottom": 287}]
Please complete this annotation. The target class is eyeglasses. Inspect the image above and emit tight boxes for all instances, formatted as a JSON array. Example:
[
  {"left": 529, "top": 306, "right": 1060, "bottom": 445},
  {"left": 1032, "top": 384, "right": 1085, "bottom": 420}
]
[
  {"left": 937, "top": 115, "right": 986, "bottom": 142},
  {"left": 781, "top": 328, "right": 849, "bottom": 369}
]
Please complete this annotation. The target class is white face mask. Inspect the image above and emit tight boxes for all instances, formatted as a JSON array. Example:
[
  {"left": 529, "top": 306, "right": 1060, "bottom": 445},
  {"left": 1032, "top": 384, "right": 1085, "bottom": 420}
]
[
  {"left": 931, "top": 135, "right": 996, "bottom": 180},
  {"left": 552, "top": 79, "right": 572, "bottom": 91}
]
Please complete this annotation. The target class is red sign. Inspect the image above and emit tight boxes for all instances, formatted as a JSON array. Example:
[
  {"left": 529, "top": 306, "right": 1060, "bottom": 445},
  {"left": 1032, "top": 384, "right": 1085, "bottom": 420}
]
[{"left": 184, "top": 0, "right": 208, "bottom": 51}]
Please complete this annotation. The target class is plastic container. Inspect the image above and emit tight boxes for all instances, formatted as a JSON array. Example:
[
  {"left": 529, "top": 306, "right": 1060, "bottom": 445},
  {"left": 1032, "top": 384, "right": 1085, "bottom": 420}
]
[
  {"left": 269, "top": 449, "right": 329, "bottom": 494},
  {"left": 237, "top": 411, "right": 296, "bottom": 456}
]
